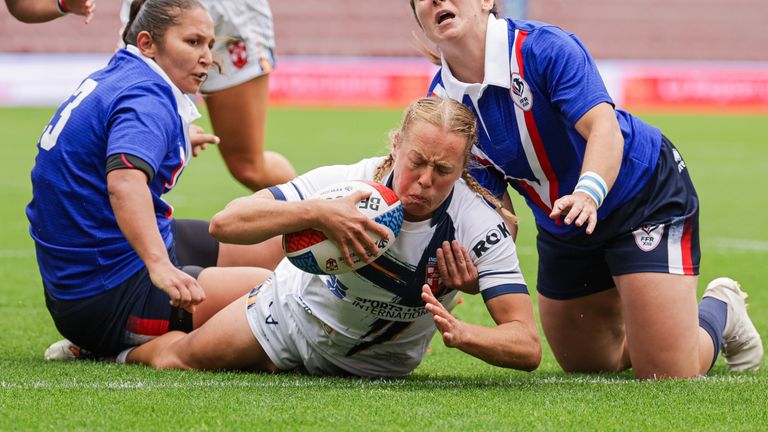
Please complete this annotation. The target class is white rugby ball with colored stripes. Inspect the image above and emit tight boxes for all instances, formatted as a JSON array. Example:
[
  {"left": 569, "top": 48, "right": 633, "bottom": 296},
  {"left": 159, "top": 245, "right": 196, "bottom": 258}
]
[{"left": 282, "top": 180, "right": 404, "bottom": 275}]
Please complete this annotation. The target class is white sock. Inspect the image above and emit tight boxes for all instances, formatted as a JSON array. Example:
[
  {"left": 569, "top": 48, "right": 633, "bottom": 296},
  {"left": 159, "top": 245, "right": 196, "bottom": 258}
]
[{"left": 116, "top": 347, "right": 136, "bottom": 364}]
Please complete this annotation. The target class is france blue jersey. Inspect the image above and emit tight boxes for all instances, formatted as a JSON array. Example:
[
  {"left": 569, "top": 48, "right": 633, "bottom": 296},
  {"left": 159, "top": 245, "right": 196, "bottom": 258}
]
[
  {"left": 429, "top": 16, "right": 662, "bottom": 236},
  {"left": 27, "top": 48, "right": 195, "bottom": 300}
]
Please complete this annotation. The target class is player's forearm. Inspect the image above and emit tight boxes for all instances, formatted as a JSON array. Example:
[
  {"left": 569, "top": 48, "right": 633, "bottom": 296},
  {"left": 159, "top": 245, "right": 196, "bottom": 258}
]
[
  {"left": 6, "top": 0, "right": 62, "bottom": 23},
  {"left": 577, "top": 104, "right": 623, "bottom": 192},
  {"left": 210, "top": 195, "right": 320, "bottom": 244},
  {"left": 457, "top": 321, "right": 541, "bottom": 371},
  {"left": 107, "top": 171, "right": 172, "bottom": 272}
]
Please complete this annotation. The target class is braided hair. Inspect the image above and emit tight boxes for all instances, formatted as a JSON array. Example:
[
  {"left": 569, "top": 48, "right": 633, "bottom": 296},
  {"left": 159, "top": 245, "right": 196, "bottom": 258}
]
[{"left": 374, "top": 97, "right": 517, "bottom": 223}]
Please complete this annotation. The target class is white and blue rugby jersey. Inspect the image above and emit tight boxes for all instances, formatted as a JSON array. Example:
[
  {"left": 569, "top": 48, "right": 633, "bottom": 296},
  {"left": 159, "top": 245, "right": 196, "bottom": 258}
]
[
  {"left": 268, "top": 156, "right": 527, "bottom": 355},
  {"left": 26, "top": 46, "right": 200, "bottom": 300},
  {"left": 429, "top": 15, "right": 663, "bottom": 236}
]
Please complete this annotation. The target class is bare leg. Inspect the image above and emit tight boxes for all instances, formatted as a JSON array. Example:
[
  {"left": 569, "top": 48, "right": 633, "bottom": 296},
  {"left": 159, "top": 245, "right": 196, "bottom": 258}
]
[
  {"left": 615, "top": 273, "right": 712, "bottom": 379},
  {"left": 193, "top": 267, "right": 273, "bottom": 328},
  {"left": 128, "top": 291, "right": 278, "bottom": 372},
  {"left": 538, "top": 289, "right": 631, "bottom": 373},
  {"left": 205, "top": 74, "right": 296, "bottom": 191},
  {"left": 217, "top": 236, "right": 284, "bottom": 270}
]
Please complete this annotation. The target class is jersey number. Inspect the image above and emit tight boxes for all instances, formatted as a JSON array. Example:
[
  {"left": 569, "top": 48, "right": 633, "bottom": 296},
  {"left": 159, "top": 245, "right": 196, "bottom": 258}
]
[{"left": 40, "top": 78, "right": 98, "bottom": 151}]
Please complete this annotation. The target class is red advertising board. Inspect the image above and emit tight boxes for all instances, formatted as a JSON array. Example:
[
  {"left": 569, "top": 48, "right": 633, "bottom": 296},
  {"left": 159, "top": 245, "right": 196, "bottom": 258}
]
[
  {"left": 623, "top": 67, "right": 768, "bottom": 112},
  {"left": 268, "top": 59, "right": 437, "bottom": 107}
]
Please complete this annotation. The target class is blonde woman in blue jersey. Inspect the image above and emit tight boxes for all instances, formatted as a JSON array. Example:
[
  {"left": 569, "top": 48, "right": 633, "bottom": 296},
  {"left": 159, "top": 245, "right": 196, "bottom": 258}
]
[
  {"left": 120, "top": 97, "right": 541, "bottom": 377},
  {"left": 410, "top": 0, "right": 762, "bottom": 378},
  {"left": 30, "top": 0, "right": 283, "bottom": 361}
]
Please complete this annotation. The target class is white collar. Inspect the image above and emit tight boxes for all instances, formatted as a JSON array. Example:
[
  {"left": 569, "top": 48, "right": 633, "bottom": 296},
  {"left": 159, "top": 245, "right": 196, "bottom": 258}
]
[
  {"left": 439, "top": 15, "right": 511, "bottom": 102},
  {"left": 125, "top": 44, "right": 201, "bottom": 125}
]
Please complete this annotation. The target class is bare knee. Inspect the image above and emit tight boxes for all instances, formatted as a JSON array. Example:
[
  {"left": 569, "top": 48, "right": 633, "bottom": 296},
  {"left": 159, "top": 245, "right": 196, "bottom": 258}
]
[
  {"left": 149, "top": 338, "right": 196, "bottom": 370},
  {"left": 227, "top": 152, "right": 295, "bottom": 191}
]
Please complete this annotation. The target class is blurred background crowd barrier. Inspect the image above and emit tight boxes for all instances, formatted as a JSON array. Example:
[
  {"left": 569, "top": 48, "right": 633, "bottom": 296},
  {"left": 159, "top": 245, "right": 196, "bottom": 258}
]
[{"left": 1, "top": 0, "right": 767, "bottom": 112}]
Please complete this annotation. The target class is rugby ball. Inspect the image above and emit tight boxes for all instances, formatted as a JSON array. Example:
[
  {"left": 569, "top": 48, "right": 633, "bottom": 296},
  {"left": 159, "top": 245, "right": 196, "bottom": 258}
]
[{"left": 282, "top": 180, "right": 404, "bottom": 275}]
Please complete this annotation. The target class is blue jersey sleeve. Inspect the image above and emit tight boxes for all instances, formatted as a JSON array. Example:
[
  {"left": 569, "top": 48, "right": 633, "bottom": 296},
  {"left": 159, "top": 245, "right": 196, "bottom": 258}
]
[
  {"left": 105, "top": 81, "right": 178, "bottom": 174},
  {"left": 468, "top": 164, "right": 507, "bottom": 199},
  {"left": 524, "top": 26, "right": 613, "bottom": 127}
]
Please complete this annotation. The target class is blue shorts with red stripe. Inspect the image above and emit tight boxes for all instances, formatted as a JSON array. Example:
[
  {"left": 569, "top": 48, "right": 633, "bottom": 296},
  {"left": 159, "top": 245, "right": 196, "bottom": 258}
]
[
  {"left": 43, "top": 219, "right": 218, "bottom": 356},
  {"left": 536, "top": 136, "right": 700, "bottom": 300}
]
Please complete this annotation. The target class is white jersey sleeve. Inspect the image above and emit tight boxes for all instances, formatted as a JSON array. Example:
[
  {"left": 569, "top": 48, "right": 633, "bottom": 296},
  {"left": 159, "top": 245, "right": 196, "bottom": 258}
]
[
  {"left": 451, "top": 180, "right": 528, "bottom": 301},
  {"left": 267, "top": 157, "right": 385, "bottom": 202}
]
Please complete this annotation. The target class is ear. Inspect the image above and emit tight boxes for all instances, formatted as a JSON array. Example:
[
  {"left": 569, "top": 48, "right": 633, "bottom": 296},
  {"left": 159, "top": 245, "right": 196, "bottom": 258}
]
[
  {"left": 481, "top": 0, "right": 495, "bottom": 13},
  {"left": 391, "top": 131, "right": 402, "bottom": 156},
  {"left": 136, "top": 31, "right": 157, "bottom": 58}
]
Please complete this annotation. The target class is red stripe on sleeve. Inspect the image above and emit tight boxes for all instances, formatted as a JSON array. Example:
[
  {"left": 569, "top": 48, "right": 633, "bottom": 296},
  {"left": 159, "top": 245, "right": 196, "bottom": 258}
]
[{"left": 120, "top": 153, "right": 135, "bottom": 169}]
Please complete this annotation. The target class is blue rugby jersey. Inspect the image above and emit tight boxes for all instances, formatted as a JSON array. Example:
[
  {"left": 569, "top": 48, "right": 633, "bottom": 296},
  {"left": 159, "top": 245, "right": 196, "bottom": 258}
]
[
  {"left": 429, "top": 16, "right": 662, "bottom": 236},
  {"left": 26, "top": 47, "right": 200, "bottom": 300}
]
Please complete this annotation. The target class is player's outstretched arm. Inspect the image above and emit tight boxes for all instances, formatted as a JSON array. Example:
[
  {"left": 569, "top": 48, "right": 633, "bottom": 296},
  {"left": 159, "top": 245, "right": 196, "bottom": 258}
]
[
  {"left": 6, "top": 0, "right": 96, "bottom": 24},
  {"left": 188, "top": 124, "right": 219, "bottom": 157},
  {"left": 422, "top": 285, "right": 541, "bottom": 371},
  {"left": 210, "top": 189, "right": 389, "bottom": 266}
]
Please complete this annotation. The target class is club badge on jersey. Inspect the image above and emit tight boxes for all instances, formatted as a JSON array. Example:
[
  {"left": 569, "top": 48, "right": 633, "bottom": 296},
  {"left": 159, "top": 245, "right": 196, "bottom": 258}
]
[
  {"left": 510, "top": 72, "right": 533, "bottom": 111},
  {"left": 425, "top": 257, "right": 441, "bottom": 293}
]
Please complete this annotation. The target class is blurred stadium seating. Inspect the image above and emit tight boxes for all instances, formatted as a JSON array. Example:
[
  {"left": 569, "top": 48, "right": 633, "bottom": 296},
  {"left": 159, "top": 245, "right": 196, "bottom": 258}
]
[
  {"left": 1, "top": 0, "right": 766, "bottom": 60},
  {"left": 1, "top": 0, "right": 766, "bottom": 110}
]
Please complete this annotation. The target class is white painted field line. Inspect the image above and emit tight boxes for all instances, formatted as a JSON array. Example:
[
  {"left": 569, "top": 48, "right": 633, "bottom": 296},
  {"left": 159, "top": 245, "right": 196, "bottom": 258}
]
[
  {"left": 1, "top": 374, "right": 759, "bottom": 390},
  {"left": 710, "top": 238, "right": 768, "bottom": 252}
]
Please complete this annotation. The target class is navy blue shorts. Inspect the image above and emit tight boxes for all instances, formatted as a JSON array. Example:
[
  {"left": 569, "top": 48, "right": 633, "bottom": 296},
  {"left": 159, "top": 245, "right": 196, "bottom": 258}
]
[
  {"left": 44, "top": 219, "right": 219, "bottom": 356},
  {"left": 536, "top": 136, "right": 700, "bottom": 300}
]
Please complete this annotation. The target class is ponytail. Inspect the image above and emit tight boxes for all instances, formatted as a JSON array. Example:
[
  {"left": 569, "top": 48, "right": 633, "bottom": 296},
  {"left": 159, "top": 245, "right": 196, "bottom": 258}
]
[
  {"left": 122, "top": 0, "right": 148, "bottom": 46},
  {"left": 121, "top": 0, "right": 204, "bottom": 47}
]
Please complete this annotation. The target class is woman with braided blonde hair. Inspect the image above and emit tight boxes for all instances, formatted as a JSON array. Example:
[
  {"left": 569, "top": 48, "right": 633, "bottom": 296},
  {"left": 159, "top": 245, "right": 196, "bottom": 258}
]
[{"left": 119, "top": 96, "right": 541, "bottom": 376}]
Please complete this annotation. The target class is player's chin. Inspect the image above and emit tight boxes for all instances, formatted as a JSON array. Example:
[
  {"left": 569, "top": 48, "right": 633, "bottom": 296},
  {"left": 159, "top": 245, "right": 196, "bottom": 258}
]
[
  {"left": 181, "top": 77, "right": 205, "bottom": 94},
  {"left": 403, "top": 203, "right": 432, "bottom": 221}
]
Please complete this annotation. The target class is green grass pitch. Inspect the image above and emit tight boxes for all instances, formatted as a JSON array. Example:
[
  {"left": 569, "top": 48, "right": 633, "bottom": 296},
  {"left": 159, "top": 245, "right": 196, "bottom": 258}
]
[{"left": 0, "top": 106, "right": 766, "bottom": 430}]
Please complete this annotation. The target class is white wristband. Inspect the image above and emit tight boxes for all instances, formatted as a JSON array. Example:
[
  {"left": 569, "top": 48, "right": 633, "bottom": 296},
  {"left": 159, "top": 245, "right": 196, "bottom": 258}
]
[{"left": 574, "top": 171, "right": 608, "bottom": 208}]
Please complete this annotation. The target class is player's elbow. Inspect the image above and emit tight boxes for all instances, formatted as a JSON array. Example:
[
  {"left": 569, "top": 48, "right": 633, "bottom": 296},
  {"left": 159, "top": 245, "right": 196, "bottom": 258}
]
[
  {"left": 520, "top": 343, "right": 542, "bottom": 372},
  {"left": 511, "top": 331, "right": 542, "bottom": 372},
  {"left": 524, "top": 331, "right": 543, "bottom": 371},
  {"left": 208, "top": 211, "right": 232, "bottom": 242},
  {"left": 6, "top": 1, "right": 55, "bottom": 23},
  {"left": 6, "top": 4, "right": 33, "bottom": 23}
]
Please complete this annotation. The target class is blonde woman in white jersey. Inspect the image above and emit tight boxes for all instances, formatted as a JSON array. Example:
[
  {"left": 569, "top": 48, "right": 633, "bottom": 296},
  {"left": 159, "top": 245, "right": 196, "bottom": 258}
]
[
  {"left": 119, "top": 97, "right": 541, "bottom": 376},
  {"left": 121, "top": 0, "right": 295, "bottom": 190}
]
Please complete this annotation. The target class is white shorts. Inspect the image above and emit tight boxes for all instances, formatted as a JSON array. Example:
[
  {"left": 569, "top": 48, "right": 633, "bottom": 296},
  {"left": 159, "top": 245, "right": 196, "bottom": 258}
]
[
  {"left": 244, "top": 262, "right": 428, "bottom": 377},
  {"left": 120, "top": 0, "right": 276, "bottom": 93},
  {"left": 202, "top": 0, "right": 276, "bottom": 93}
]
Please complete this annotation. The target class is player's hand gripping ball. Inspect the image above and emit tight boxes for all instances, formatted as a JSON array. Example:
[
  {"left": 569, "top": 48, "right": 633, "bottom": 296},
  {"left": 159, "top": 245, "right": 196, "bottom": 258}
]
[{"left": 283, "top": 180, "right": 404, "bottom": 275}]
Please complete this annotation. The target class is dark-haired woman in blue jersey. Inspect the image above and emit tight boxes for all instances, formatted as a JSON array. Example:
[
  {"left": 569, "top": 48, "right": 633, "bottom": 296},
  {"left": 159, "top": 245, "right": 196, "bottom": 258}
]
[
  {"left": 410, "top": 0, "right": 762, "bottom": 378},
  {"left": 27, "top": 0, "right": 282, "bottom": 360}
]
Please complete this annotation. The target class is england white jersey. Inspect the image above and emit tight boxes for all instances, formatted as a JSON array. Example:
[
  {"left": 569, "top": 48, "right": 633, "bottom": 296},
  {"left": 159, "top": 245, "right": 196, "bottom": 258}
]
[{"left": 267, "top": 157, "right": 527, "bottom": 365}]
